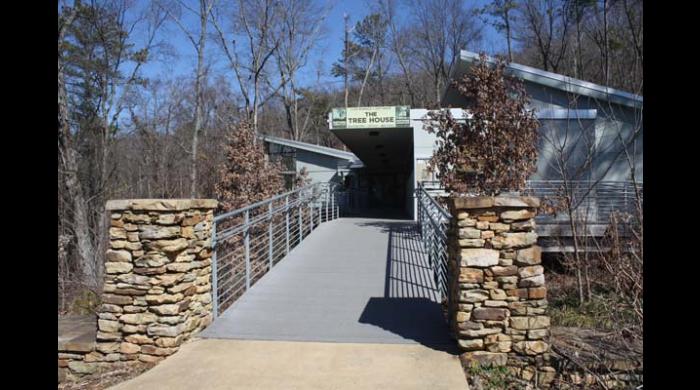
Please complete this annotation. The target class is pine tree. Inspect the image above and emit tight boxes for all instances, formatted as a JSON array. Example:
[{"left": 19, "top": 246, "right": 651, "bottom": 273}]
[{"left": 215, "top": 120, "right": 285, "bottom": 212}]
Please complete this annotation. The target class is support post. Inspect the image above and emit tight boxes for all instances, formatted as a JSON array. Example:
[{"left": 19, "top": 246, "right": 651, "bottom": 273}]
[
  {"left": 244, "top": 209, "right": 250, "bottom": 290},
  {"left": 268, "top": 202, "right": 273, "bottom": 270},
  {"left": 285, "top": 196, "right": 290, "bottom": 254},
  {"left": 212, "top": 220, "right": 218, "bottom": 318},
  {"left": 298, "top": 204, "right": 302, "bottom": 244}
]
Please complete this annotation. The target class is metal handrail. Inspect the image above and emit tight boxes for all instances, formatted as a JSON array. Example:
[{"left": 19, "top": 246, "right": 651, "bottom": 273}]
[
  {"left": 211, "top": 182, "right": 341, "bottom": 317},
  {"left": 416, "top": 183, "right": 451, "bottom": 303},
  {"left": 214, "top": 182, "right": 321, "bottom": 222}
]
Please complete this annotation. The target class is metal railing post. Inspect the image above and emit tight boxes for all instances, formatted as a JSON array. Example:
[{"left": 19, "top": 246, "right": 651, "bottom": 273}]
[
  {"left": 285, "top": 195, "right": 290, "bottom": 254},
  {"left": 268, "top": 202, "right": 273, "bottom": 270},
  {"left": 244, "top": 210, "right": 251, "bottom": 291},
  {"left": 325, "top": 187, "right": 329, "bottom": 222},
  {"left": 298, "top": 203, "right": 302, "bottom": 244},
  {"left": 211, "top": 220, "right": 218, "bottom": 318},
  {"left": 308, "top": 203, "right": 313, "bottom": 233},
  {"left": 331, "top": 189, "right": 335, "bottom": 220}
]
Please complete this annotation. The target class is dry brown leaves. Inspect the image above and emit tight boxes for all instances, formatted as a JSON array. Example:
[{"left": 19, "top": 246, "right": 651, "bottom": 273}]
[{"left": 426, "top": 53, "right": 539, "bottom": 196}]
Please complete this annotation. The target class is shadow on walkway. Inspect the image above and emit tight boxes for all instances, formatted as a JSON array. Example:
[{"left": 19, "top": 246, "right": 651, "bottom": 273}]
[{"left": 357, "top": 220, "right": 458, "bottom": 355}]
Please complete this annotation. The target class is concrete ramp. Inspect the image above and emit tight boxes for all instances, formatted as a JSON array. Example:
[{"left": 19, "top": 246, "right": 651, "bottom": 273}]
[{"left": 200, "top": 218, "right": 454, "bottom": 348}]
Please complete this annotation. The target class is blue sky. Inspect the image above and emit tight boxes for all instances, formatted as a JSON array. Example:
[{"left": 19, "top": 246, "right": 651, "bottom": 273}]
[{"left": 131, "top": 0, "right": 508, "bottom": 91}]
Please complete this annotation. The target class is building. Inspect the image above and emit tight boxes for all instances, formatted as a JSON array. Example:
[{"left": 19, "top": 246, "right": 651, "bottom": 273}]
[{"left": 263, "top": 50, "right": 643, "bottom": 250}]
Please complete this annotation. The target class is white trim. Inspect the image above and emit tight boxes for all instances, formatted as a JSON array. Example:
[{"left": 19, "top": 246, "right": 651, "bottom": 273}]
[
  {"left": 410, "top": 108, "right": 596, "bottom": 121},
  {"left": 456, "top": 51, "right": 642, "bottom": 109},
  {"left": 536, "top": 109, "right": 597, "bottom": 119}
]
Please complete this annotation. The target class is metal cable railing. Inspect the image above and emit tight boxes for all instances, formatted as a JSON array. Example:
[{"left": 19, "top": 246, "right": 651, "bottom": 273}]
[
  {"left": 416, "top": 183, "right": 451, "bottom": 303},
  {"left": 212, "top": 182, "right": 342, "bottom": 317},
  {"left": 524, "top": 180, "right": 642, "bottom": 225}
]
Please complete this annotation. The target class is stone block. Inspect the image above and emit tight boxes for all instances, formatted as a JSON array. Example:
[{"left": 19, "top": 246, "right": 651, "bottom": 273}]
[
  {"left": 459, "top": 268, "right": 484, "bottom": 283},
  {"left": 491, "top": 265, "right": 518, "bottom": 276},
  {"left": 106, "top": 250, "right": 132, "bottom": 263},
  {"left": 500, "top": 209, "right": 535, "bottom": 222},
  {"left": 513, "top": 341, "right": 548, "bottom": 355},
  {"left": 458, "top": 339, "right": 483, "bottom": 351},
  {"left": 518, "top": 265, "right": 544, "bottom": 278},
  {"left": 511, "top": 220, "right": 535, "bottom": 232},
  {"left": 472, "top": 307, "right": 508, "bottom": 321},
  {"left": 458, "top": 238, "right": 485, "bottom": 247},
  {"left": 519, "top": 274, "right": 545, "bottom": 287},
  {"left": 459, "top": 249, "right": 500, "bottom": 267},
  {"left": 458, "top": 227, "right": 482, "bottom": 239},
  {"left": 528, "top": 287, "right": 547, "bottom": 300},
  {"left": 460, "top": 351, "right": 508, "bottom": 367},
  {"left": 105, "top": 262, "right": 133, "bottom": 274},
  {"left": 491, "top": 232, "right": 538, "bottom": 249},
  {"left": 459, "top": 289, "right": 490, "bottom": 303},
  {"left": 515, "top": 246, "right": 542, "bottom": 265}
]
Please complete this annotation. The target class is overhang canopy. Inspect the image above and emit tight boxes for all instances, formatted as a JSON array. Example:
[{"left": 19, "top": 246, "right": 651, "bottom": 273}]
[
  {"left": 328, "top": 106, "right": 413, "bottom": 172},
  {"left": 330, "top": 126, "right": 413, "bottom": 172}
]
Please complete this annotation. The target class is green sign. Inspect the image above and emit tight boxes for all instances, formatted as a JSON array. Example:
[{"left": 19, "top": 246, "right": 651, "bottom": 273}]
[{"left": 331, "top": 106, "right": 410, "bottom": 129}]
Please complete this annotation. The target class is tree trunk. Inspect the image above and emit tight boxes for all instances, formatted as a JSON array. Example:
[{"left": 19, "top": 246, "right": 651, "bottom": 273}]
[
  {"left": 58, "top": 10, "right": 99, "bottom": 288},
  {"left": 357, "top": 46, "right": 377, "bottom": 107},
  {"left": 344, "top": 13, "right": 349, "bottom": 108},
  {"left": 603, "top": 0, "right": 610, "bottom": 86},
  {"left": 190, "top": 0, "right": 209, "bottom": 198},
  {"left": 505, "top": 8, "right": 513, "bottom": 62}
]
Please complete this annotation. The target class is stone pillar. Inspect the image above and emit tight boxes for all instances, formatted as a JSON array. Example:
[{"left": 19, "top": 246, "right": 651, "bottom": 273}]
[
  {"left": 447, "top": 196, "right": 555, "bottom": 386},
  {"left": 94, "top": 199, "right": 217, "bottom": 365}
]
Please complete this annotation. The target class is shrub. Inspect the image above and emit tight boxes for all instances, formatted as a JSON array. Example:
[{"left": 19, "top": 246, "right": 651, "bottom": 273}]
[{"left": 426, "top": 53, "right": 539, "bottom": 195}]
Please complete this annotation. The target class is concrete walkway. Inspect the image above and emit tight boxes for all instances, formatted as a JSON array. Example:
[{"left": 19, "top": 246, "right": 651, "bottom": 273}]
[
  {"left": 201, "top": 218, "right": 453, "bottom": 346},
  {"left": 111, "top": 338, "right": 467, "bottom": 390},
  {"left": 112, "top": 218, "right": 467, "bottom": 389}
]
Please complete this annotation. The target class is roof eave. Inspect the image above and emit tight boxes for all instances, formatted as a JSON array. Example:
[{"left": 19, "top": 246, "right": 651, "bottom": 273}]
[
  {"left": 262, "top": 135, "right": 359, "bottom": 162},
  {"left": 450, "top": 50, "right": 642, "bottom": 109}
]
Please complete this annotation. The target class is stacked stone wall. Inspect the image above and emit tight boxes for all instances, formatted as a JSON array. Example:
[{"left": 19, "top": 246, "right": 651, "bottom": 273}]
[
  {"left": 59, "top": 199, "right": 217, "bottom": 381},
  {"left": 447, "top": 196, "right": 555, "bottom": 386}
]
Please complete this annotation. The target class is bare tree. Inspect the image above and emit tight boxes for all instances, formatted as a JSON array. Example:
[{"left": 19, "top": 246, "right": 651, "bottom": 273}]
[
  {"left": 58, "top": 2, "right": 94, "bottom": 288},
  {"left": 59, "top": 0, "right": 164, "bottom": 289},
  {"left": 481, "top": 0, "right": 517, "bottom": 62},
  {"left": 425, "top": 54, "right": 539, "bottom": 195},
  {"left": 273, "top": 0, "right": 329, "bottom": 141},
  {"left": 210, "top": 0, "right": 283, "bottom": 140},
  {"left": 159, "top": 0, "right": 216, "bottom": 197},
  {"left": 378, "top": 0, "right": 417, "bottom": 106},
  {"left": 508, "top": 0, "right": 642, "bottom": 92},
  {"left": 516, "top": 0, "right": 571, "bottom": 73},
  {"left": 344, "top": 13, "right": 351, "bottom": 108},
  {"left": 408, "top": 0, "right": 483, "bottom": 106},
  {"left": 537, "top": 96, "right": 642, "bottom": 304}
]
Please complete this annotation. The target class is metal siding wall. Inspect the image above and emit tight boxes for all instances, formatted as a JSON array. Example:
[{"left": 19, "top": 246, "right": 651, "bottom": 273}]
[
  {"left": 295, "top": 150, "right": 343, "bottom": 184},
  {"left": 410, "top": 93, "right": 642, "bottom": 187}
]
